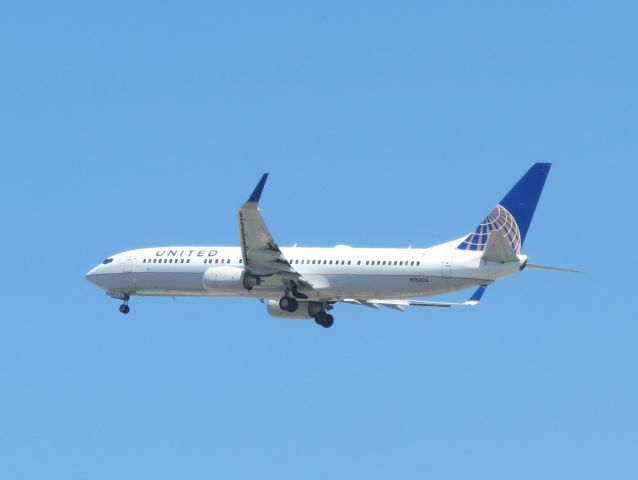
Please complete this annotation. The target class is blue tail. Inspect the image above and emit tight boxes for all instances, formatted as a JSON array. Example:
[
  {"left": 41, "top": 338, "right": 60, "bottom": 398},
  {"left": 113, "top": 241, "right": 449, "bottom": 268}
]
[{"left": 457, "top": 163, "right": 551, "bottom": 253}]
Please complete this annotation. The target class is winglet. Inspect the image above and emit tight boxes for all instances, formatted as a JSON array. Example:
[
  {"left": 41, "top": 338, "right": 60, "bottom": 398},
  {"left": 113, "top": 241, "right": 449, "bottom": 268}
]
[
  {"left": 464, "top": 284, "right": 488, "bottom": 306},
  {"left": 248, "top": 173, "right": 269, "bottom": 203}
]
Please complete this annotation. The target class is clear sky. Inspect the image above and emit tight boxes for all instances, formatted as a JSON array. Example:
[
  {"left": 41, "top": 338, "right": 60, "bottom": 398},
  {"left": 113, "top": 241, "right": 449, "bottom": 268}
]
[{"left": 1, "top": 1, "right": 636, "bottom": 478}]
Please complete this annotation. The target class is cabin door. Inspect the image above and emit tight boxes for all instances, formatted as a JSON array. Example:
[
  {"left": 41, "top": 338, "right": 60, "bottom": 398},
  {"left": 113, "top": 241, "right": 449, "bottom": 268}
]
[
  {"left": 441, "top": 257, "right": 453, "bottom": 277},
  {"left": 123, "top": 255, "right": 134, "bottom": 273}
]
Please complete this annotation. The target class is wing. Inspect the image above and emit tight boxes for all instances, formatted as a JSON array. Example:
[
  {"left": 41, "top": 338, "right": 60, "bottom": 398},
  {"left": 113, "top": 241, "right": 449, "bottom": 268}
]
[
  {"left": 341, "top": 285, "right": 488, "bottom": 312},
  {"left": 238, "top": 174, "right": 313, "bottom": 289}
]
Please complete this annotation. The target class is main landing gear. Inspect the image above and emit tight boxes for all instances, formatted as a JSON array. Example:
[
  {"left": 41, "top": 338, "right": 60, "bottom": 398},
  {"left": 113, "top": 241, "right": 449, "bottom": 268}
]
[
  {"left": 279, "top": 282, "right": 302, "bottom": 313},
  {"left": 314, "top": 310, "right": 334, "bottom": 328},
  {"left": 277, "top": 294, "right": 335, "bottom": 328},
  {"left": 278, "top": 295, "right": 298, "bottom": 312}
]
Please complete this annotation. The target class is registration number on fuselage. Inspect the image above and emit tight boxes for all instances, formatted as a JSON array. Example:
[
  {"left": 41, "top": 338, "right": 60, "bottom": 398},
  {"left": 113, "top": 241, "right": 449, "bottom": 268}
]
[{"left": 409, "top": 277, "right": 429, "bottom": 283}]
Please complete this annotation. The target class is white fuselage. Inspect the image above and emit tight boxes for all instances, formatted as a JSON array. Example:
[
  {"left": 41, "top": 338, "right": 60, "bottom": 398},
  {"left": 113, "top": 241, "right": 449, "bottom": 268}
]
[{"left": 86, "top": 240, "right": 525, "bottom": 301}]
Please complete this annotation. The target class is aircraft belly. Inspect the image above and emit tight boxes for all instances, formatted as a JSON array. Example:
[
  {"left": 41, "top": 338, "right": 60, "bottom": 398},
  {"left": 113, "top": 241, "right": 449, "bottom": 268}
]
[
  {"left": 129, "top": 272, "right": 205, "bottom": 295},
  {"left": 132, "top": 272, "right": 291, "bottom": 298},
  {"left": 310, "top": 274, "right": 481, "bottom": 300}
]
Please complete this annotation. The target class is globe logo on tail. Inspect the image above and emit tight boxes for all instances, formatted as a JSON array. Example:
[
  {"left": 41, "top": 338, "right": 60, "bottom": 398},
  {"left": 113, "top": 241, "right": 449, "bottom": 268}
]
[{"left": 457, "top": 204, "right": 522, "bottom": 254}]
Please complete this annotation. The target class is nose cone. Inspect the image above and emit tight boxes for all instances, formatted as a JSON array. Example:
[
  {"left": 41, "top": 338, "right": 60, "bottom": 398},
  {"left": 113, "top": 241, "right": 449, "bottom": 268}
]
[{"left": 86, "top": 265, "right": 103, "bottom": 287}]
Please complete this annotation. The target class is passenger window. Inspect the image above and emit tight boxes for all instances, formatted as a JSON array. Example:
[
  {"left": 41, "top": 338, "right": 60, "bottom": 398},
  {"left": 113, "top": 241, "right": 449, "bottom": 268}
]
[
  {"left": 329, "top": 260, "right": 333, "bottom": 264},
  {"left": 181, "top": 259, "right": 184, "bottom": 263},
  {"left": 410, "top": 261, "right": 414, "bottom": 266},
  {"left": 365, "top": 261, "right": 369, "bottom": 265},
  {"left": 348, "top": 260, "right": 351, "bottom": 265},
  {"left": 417, "top": 261, "right": 420, "bottom": 266},
  {"left": 239, "top": 259, "right": 243, "bottom": 264},
  {"left": 357, "top": 260, "right": 361, "bottom": 265},
  {"left": 382, "top": 261, "right": 386, "bottom": 265},
  {"left": 312, "top": 260, "right": 315, "bottom": 264}
]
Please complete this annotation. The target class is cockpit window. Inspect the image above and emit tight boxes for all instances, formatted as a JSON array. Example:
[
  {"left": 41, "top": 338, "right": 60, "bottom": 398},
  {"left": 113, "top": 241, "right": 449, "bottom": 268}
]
[{"left": 102, "top": 258, "right": 114, "bottom": 264}]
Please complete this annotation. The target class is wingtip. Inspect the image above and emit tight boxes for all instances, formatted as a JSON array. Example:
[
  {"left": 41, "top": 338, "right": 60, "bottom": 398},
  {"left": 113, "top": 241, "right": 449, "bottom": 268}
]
[{"left": 248, "top": 173, "right": 269, "bottom": 203}]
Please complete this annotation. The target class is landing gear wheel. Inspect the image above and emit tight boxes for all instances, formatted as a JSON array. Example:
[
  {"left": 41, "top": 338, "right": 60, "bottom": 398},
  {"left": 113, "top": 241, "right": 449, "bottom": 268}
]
[
  {"left": 119, "top": 304, "right": 130, "bottom": 314},
  {"left": 279, "top": 296, "right": 298, "bottom": 312},
  {"left": 314, "top": 312, "right": 334, "bottom": 328},
  {"left": 322, "top": 314, "right": 334, "bottom": 328}
]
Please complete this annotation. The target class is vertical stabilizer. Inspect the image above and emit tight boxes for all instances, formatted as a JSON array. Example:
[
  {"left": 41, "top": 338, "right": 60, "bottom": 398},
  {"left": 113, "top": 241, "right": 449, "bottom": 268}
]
[{"left": 457, "top": 163, "right": 551, "bottom": 253}]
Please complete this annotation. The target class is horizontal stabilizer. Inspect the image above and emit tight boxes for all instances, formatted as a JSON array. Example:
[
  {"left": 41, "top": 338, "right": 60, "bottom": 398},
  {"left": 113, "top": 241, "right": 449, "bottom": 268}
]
[
  {"left": 526, "top": 263, "right": 579, "bottom": 273},
  {"left": 481, "top": 229, "right": 519, "bottom": 263},
  {"left": 341, "top": 284, "right": 489, "bottom": 310}
]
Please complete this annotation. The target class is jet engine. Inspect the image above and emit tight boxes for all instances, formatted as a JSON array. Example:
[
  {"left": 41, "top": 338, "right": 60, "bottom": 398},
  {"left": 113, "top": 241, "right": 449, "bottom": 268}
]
[
  {"left": 203, "top": 266, "right": 248, "bottom": 292},
  {"left": 266, "top": 300, "right": 324, "bottom": 319},
  {"left": 242, "top": 272, "right": 261, "bottom": 290},
  {"left": 203, "top": 266, "right": 263, "bottom": 291}
]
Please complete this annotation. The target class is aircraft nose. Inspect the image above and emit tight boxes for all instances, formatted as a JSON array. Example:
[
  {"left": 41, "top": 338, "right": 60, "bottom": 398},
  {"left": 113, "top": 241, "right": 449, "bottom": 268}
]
[{"left": 85, "top": 265, "right": 102, "bottom": 286}]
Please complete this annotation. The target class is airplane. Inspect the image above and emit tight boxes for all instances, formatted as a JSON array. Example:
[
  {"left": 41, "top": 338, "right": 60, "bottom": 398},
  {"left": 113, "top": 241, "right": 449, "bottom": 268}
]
[{"left": 86, "top": 163, "right": 574, "bottom": 328}]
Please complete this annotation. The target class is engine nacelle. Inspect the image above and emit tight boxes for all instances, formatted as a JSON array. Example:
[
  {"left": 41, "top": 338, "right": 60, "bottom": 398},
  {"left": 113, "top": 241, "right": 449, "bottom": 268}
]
[
  {"left": 203, "top": 267, "right": 262, "bottom": 291},
  {"left": 266, "top": 300, "right": 324, "bottom": 319},
  {"left": 242, "top": 272, "right": 261, "bottom": 290},
  {"left": 203, "top": 266, "right": 247, "bottom": 292}
]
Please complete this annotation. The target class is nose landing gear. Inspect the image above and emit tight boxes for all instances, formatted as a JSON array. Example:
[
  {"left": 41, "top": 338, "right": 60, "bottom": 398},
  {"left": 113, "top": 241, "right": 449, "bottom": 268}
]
[
  {"left": 108, "top": 291, "right": 130, "bottom": 314},
  {"left": 118, "top": 294, "right": 130, "bottom": 314}
]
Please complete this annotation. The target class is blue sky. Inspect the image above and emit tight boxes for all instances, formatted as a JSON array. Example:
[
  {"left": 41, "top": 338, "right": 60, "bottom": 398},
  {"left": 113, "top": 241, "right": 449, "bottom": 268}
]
[{"left": 1, "top": 1, "right": 636, "bottom": 478}]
